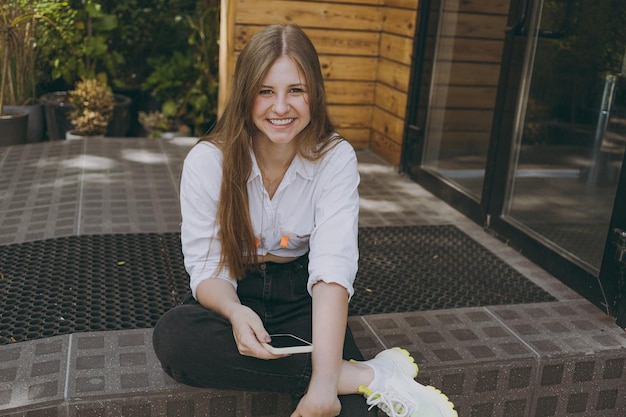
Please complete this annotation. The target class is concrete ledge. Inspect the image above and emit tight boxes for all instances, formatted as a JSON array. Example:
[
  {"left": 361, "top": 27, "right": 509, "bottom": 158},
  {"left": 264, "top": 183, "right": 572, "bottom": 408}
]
[
  {"left": 354, "top": 300, "right": 626, "bottom": 417},
  {"left": 1, "top": 300, "right": 625, "bottom": 416}
]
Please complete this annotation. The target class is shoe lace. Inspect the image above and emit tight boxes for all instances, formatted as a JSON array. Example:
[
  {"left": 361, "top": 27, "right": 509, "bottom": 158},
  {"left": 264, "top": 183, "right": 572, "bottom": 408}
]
[{"left": 364, "top": 387, "right": 415, "bottom": 417}]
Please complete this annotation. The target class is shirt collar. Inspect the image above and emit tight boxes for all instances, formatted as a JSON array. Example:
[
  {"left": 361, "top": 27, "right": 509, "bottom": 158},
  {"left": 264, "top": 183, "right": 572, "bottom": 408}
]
[
  {"left": 249, "top": 148, "right": 262, "bottom": 184},
  {"left": 248, "top": 147, "right": 314, "bottom": 184}
]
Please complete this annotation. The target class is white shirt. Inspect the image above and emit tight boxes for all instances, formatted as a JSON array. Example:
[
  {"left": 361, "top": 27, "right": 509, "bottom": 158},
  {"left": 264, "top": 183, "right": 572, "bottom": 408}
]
[{"left": 180, "top": 137, "right": 360, "bottom": 300}]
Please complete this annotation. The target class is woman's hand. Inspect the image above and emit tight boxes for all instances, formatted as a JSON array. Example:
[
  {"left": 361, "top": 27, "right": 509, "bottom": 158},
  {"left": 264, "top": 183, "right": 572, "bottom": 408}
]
[
  {"left": 229, "top": 304, "right": 285, "bottom": 359},
  {"left": 196, "top": 279, "right": 283, "bottom": 360},
  {"left": 291, "top": 383, "right": 341, "bottom": 417}
]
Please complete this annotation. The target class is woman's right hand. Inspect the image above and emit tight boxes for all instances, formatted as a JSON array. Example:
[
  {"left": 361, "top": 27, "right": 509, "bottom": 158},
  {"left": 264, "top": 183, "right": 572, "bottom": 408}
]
[
  {"left": 196, "top": 279, "right": 283, "bottom": 359},
  {"left": 229, "top": 304, "right": 284, "bottom": 359}
]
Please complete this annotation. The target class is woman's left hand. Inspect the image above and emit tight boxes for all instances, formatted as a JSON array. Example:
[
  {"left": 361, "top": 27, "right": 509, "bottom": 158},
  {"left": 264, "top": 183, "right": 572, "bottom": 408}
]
[{"left": 290, "top": 384, "right": 341, "bottom": 417}]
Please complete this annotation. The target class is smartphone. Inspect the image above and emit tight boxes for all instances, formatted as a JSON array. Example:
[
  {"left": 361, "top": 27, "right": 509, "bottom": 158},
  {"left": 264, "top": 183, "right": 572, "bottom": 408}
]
[{"left": 262, "top": 334, "right": 314, "bottom": 354}]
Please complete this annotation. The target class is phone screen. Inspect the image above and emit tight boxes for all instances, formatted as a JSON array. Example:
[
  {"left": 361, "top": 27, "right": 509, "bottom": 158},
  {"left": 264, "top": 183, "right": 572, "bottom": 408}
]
[{"left": 269, "top": 334, "right": 311, "bottom": 348}]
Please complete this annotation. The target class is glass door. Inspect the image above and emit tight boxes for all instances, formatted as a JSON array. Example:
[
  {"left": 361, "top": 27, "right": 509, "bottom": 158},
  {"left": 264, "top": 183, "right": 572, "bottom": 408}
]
[
  {"left": 404, "top": 0, "right": 626, "bottom": 315},
  {"left": 419, "top": 0, "right": 510, "bottom": 199},
  {"left": 402, "top": 0, "right": 514, "bottom": 223},
  {"left": 502, "top": 0, "right": 626, "bottom": 273}
]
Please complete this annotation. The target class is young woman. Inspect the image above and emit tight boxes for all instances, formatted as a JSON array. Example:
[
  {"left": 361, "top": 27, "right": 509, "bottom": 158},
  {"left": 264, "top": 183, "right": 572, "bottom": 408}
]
[{"left": 152, "top": 24, "right": 457, "bottom": 417}]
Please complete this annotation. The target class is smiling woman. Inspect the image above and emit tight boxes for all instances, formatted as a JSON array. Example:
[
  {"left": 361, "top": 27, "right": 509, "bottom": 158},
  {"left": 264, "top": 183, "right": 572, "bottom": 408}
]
[{"left": 151, "top": 24, "right": 457, "bottom": 417}]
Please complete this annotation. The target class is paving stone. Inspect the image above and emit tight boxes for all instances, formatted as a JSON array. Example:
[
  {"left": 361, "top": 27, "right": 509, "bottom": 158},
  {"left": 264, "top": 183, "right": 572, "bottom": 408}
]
[
  {"left": 2, "top": 139, "right": 625, "bottom": 417},
  {"left": 360, "top": 301, "right": 626, "bottom": 416},
  {"left": 65, "top": 329, "right": 181, "bottom": 400},
  {"left": 65, "top": 390, "right": 293, "bottom": 417},
  {"left": 0, "top": 336, "right": 69, "bottom": 413},
  {"left": 487, "top": 301, "right": 626, "bottom": 358}
]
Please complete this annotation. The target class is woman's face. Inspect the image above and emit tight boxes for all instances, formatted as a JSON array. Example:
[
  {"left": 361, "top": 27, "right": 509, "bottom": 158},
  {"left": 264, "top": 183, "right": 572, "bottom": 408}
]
[{"left": 252, "top": 55, "right": 311, "bottom": 146}]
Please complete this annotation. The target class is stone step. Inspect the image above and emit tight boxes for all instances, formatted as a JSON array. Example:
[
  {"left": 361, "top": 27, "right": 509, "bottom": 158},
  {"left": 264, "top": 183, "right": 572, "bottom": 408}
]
[{"left": 1, "top": 300, "right": 625, "bottom": 416}]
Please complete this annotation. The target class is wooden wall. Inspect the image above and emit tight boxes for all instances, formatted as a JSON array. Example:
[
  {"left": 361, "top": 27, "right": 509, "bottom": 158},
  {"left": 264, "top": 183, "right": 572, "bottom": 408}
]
[{"left": 218, "top": 0, "right": 418, "bottom": 166}]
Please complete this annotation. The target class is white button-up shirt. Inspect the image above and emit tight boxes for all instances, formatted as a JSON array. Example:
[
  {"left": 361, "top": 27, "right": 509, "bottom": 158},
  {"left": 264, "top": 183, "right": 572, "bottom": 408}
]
[{"left": 180, "top": 138, "right": 360, "bottom": 300}]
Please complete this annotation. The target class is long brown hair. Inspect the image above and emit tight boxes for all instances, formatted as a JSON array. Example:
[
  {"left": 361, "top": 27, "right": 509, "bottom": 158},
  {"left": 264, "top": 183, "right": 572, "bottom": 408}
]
[{"left": 200, "top": 24, "right": 337, "bottom": 279}]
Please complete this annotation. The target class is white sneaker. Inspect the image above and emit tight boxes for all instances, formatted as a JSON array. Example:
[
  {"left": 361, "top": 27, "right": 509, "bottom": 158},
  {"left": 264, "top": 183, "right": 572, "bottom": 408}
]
[{"left": 357, "top": 347, "right": 458, "bottom": 417}]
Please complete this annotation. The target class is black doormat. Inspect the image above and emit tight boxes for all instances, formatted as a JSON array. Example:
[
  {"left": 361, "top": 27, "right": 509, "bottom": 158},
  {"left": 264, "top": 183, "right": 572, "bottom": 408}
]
[
  {"left": 349, "top": 225, "right": 556, "bottom": 315},
  {"left": 0, "top": 226, "right": 555, "bottom": 344}
]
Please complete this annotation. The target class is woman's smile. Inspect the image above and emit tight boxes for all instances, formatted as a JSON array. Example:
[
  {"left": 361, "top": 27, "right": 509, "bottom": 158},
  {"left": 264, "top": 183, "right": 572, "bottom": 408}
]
[{"left": 268, "top": 118, "right": 295, "bottom": 126}]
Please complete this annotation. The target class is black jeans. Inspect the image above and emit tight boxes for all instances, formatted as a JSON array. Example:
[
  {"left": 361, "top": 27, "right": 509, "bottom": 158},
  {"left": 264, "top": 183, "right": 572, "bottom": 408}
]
[{"left": 152, "top": 255, "right": 377, "bottom": 416}]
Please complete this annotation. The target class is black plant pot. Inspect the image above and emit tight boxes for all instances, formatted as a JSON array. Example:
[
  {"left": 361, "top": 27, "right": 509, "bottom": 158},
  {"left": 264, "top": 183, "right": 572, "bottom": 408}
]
[
  {"left": 0, "top": 109, "right": 29, "bottom": 146},
  {"left": 5, "top": 103, "right": 46, "bottom": 143},
  {"left": 40, "top": 91, "right": 132, "bottom": 140},
  {"left": 39, "top": 92, "right": 72, "bottom": 140},
  {"left": 107, "top": 94, "right": 132, "bottom": 137}
]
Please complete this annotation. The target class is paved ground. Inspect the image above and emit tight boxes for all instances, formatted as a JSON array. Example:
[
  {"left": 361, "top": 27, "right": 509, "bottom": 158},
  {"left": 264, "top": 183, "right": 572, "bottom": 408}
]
[{"left": 1, "top": 138, "right": 625, "bottom": 417}]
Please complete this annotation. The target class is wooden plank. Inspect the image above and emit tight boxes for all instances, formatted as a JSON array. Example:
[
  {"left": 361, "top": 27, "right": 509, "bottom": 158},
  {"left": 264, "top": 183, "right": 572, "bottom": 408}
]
[
  {"left": 379, "top": 32, "right": 414, "bottom": 66},
  {"left": 427, "top": 130, "right": 492, "bottom": 148},
  {"left": 326, "top": 81, "right": 376, "bottom": 105},
  {"left": 432, "top": 61, "right": 501, "bottom": 87},
  {"left": 439, "top": 12, "right": 507, "bottom": 39},
  {"left": 448, "top": 62, "right": 501, "bottom": 86},
  {"left": 234, "top": 25, "right": 380, "bottom": 56},
  {"left": 335, "top": 127, "right": 371, "bottom": 150},
  {"left": 382, "top": 7, "right": 417, "bottom": 37},
  {"left": 308, "top": 30, "right": 380, "bottom": 56},
  {"left": 375, "top": 83, "right": 407, "bottom": 118},
  {"left": 292, "top": 0, "right": 384, "bottom": 5},
  {"left": 236, "top": 1, "right": 384, "bottom": 31},
  {"left": 319, "top": 56, "right": 378, "bottom": 81},
  {"left": 377, "top": 58, "right": 411, "bottom": 91},
  {"left": 370, "top": 130, "right": 402, "bottom": 166},
  {"left": 430, "top": 86, "right": 498, "bottom": 109},
  {"left": 443, "top": 0, "right": 510, "bottom": 16},
  {"left": 372, "top": 107, "right": 405, "bottom": 141},
  {"left": 328, "top": 104, "right": 373, "bottom": 128},
  {"left": 436, "top": 37, "right": 504, "bottom": 64},
  {"left": 429, "top": 108, "right": 495, "bottom": 131},
  {"left": 218, "top": 0, "right": 238, "bottom": 116},
  {"left": 384, "top": 0, "right": 419, "bottom": 10},
  {"left": 228, "top": 54, "right": 378, "bottom": 82}
]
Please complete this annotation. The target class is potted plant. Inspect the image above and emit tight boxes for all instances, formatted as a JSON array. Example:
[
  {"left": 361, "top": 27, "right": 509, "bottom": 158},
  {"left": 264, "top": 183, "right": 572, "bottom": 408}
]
[
  {"left": 0, "top": 0, "right": 58, "bottom": 145},
  {"left": 38, "top": 0, "right": 130, "bottom": 140},
  {"left": 66, "top": 77, "right": 114, "bottom": 139}
]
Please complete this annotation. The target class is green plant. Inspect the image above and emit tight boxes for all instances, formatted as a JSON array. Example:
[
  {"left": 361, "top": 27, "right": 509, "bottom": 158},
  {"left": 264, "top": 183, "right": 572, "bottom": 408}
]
[
  {"left": 0, "top": 0, "right": 59, "bottom": 113},
  {"left": 68, "top": 77, "right": 114, "bottom": 135},
  {"left": 104, "top": 0, "right": 195, "bottom": 89},
  {"left": 138, "top": 110, "right": 181, "bottom": 137},
  {"left": 37, "top": 0, "right": 122, "bottom": 86},
  {"left": 530, "top": 0, "right": 626, "bottom": 127},
  {"left": 142, "top": 1, "right": 219, "bottom": 135}
]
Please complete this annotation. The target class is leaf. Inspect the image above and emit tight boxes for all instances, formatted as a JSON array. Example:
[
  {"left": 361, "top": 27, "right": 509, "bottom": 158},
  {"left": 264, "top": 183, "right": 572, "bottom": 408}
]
[
  {"left": 161, "top": 100, "right": 178, "bottom": 117},
  {"left": 93, "top": 14, "right": 117, "bottom": 31}
]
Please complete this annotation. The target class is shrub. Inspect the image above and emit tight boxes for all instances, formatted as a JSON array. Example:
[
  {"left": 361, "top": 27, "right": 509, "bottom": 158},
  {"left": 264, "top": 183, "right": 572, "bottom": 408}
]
[{"left": 68, "top": 77, "right": 114, "bottom": 135}]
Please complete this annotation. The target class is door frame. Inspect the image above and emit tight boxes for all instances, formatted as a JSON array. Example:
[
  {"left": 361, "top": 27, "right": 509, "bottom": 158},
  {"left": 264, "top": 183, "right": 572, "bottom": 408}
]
[
  {"left": 401, "top": 0, "right": 618, "bottom": 314},
  {"left": 599, "top": 149, "right": 626, "bottom": 325},
  {"left": 400, "top": 0, "right": 486, "bottom": 226}
]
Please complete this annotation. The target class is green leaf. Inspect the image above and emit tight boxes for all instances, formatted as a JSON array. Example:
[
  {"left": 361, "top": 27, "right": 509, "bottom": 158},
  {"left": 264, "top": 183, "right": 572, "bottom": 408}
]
[
  {"left": 93, "top": 14, "right": 118, "bottom": 31},
  {"left": 85, "top": 1, "right": 105, "bottom": 18},
  {"left": 161, "top": 100, "right": 178, "bottom": 117},
  {"left": 85, "top": 36, "right": 108, "bottom": 56}
]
